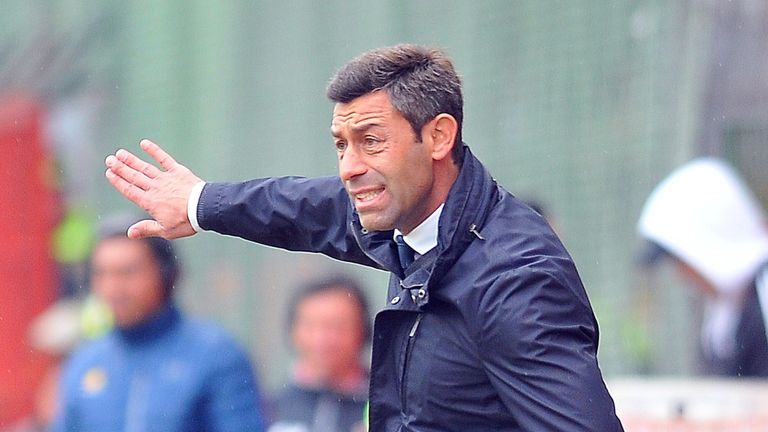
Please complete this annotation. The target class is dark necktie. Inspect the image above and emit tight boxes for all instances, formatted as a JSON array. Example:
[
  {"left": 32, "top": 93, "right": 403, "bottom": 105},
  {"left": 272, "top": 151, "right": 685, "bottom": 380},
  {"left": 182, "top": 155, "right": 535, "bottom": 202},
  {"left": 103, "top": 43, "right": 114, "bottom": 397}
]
[{"left": 395, "top": 234, "right": 415, "bottom": 272}]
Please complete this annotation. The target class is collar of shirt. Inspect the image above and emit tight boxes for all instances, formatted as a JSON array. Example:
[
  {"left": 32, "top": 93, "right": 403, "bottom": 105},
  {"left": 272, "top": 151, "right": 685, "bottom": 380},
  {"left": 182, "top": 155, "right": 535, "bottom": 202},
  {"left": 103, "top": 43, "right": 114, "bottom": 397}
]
[{"left": 393, "top": 204, "right": 443, "bottom": 256}]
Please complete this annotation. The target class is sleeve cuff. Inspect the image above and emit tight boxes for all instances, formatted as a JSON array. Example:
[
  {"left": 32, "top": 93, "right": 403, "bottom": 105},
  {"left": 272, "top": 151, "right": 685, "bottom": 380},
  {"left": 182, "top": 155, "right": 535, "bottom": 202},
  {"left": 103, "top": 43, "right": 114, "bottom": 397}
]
[{"left": 187, "top": 181, "right": 207, "bottom": 232}]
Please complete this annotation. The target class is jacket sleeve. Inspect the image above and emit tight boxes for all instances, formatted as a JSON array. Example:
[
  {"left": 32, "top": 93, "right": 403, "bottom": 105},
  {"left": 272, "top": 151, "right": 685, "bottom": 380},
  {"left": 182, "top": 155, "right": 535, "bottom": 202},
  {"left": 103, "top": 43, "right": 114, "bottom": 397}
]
[
  {"left": 203, "top": 337, "right": 266, "bottom": 432},
  {"left": 197, "top": 176, "right": 378, "bottom": 268},
  {"left": 476, "top": 262, "right": 624, "bottom": 431}
]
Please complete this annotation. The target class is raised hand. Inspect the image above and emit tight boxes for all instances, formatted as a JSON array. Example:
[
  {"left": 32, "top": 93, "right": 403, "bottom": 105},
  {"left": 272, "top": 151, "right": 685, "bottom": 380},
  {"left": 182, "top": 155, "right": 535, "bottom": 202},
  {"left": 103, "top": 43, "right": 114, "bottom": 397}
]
[{"left": 105, "top": 139, "right": 202, "bottom": 240}]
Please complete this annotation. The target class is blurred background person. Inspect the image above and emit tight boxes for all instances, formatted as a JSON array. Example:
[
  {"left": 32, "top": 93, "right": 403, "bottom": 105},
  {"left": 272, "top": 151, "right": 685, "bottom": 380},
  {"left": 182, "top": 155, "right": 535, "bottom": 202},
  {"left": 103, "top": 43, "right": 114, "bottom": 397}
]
[
  {"left": 268, "top": 276, "right": 371, "bottom": 432},
  {"left": 638, "top": 158, "right": 768, "bottom": 377},
  {"left": 52, "top": 215, "right": 265, "bottom": 431}
]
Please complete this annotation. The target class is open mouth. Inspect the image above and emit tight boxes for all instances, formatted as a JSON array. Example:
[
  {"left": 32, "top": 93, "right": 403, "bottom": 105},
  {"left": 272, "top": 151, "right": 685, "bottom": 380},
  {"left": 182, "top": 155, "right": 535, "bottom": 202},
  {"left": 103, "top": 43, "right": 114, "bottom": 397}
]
[
  {"left": 352, "top": 187, "right": 386, "bottom": 210},
  {"left": 355, "top": 188, "right": 383, "bottom": 202}
]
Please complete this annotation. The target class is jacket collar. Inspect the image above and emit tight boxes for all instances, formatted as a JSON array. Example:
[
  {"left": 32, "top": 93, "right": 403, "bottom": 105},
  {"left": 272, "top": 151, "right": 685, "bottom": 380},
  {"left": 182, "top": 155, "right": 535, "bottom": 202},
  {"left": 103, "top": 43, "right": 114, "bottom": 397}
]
[
  {"left": 353, "top": 145, "right": 499, "bottom": 291},
  {"left": 115, "top": 302, "right": 181, "bottom": 344}
]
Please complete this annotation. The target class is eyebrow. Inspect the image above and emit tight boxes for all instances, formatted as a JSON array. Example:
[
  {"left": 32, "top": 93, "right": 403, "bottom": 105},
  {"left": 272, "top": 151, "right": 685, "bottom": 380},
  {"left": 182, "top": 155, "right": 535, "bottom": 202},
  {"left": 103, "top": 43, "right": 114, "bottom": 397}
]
[{"left": 330, "top": 122, "right": 385, "bottom": 137}]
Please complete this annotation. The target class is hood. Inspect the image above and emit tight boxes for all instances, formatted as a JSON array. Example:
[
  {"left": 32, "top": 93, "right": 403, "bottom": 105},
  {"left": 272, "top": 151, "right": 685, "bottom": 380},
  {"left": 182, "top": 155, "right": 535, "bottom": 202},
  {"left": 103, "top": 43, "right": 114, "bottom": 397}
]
[{"left": 638, "top": 157, "right": 768, "bottom": 294}]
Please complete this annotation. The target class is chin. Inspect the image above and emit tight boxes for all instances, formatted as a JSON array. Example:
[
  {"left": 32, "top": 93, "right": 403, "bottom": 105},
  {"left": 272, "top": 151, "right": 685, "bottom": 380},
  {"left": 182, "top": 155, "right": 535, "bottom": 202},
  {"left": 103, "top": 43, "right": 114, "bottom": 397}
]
[
  {"left": 359, "top": 212, "right": 397, "bottom": 232},
  {"left": 114, "top": 313, "right": 143, "bottom": 329},
  {"left": 360, "top": 219, "right": 395, "bottom": 232}
]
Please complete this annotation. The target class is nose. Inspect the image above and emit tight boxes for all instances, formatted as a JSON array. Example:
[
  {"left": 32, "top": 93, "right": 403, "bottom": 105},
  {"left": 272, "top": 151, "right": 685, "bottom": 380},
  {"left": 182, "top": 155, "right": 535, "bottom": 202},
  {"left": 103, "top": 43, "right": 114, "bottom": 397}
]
[{"left": 338, "top": 145, "right": 367, "bottom": 182}]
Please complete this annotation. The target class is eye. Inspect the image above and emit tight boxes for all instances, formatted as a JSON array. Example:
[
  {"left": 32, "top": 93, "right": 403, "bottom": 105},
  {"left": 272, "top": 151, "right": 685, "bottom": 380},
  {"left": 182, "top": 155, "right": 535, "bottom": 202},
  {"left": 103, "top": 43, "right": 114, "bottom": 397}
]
[
  {"left": 334, "top": 140, "right": 347, "bottom": 152},
  {"left": 363, "top": 136, "right": 381, "bottom": 148}
]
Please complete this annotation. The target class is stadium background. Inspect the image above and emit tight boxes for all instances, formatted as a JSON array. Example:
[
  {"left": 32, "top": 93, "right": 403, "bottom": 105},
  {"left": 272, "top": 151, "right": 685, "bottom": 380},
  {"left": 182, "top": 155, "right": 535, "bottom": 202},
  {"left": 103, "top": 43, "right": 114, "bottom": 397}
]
[{"left": 1, "top": 0, "right": 767, "bottom": 422}]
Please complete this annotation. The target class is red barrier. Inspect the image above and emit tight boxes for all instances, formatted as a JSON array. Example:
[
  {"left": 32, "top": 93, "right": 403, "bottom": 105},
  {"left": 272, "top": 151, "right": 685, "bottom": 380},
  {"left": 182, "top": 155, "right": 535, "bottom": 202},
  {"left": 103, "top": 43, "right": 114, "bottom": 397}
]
[{"left": 0, "top": 94, "right": 57, "bottom": 426}]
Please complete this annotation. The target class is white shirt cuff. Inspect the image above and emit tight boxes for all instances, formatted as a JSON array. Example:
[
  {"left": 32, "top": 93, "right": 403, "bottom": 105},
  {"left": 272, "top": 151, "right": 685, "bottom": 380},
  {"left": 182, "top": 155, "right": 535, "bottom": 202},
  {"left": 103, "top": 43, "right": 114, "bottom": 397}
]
[{"left": 187, "top": 181, "right": 206, "bottom": 232}]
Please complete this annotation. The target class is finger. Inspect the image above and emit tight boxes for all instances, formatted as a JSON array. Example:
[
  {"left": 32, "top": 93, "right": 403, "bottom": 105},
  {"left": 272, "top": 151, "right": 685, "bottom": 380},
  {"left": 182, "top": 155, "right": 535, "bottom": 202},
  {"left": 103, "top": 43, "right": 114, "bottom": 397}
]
[
  {"left": 105, "top": 155, "right": 153, "bottom": 191},
  {"left": 140, "top": 139, "right": 178, "bottom": 171},
  {"left": 127, "top": 219, "right": 164, "bottom": 239},
  {"left": 115, "top": 148, "right": 162, "bottom": 179},
  {"left": 105, "top": 168, "right": 147, "bottom": 208}
]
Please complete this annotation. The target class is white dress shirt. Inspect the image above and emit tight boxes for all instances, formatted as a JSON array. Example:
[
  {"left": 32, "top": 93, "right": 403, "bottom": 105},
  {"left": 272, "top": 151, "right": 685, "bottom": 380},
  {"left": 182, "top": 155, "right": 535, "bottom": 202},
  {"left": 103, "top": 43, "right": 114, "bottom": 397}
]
[{"left": 394, "top": 204, "right": 443, "bottom": 257}]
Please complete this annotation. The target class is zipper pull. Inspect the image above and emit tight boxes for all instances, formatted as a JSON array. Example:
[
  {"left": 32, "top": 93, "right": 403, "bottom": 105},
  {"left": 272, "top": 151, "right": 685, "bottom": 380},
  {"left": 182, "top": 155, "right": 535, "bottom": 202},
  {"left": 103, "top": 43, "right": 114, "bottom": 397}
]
[
  {"left": 409, "top": 314, "right": 423, "bottom": 337},
  {"left": 469, "top": 224, "right": 485, "bottom": 240}
]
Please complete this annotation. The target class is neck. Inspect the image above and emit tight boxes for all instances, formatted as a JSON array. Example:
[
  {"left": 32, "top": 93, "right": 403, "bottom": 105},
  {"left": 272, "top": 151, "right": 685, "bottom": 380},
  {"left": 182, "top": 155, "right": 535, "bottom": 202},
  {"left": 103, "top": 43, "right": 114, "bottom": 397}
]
[{"left": 435, "top": 157, "right": 460, "bottom": 200}]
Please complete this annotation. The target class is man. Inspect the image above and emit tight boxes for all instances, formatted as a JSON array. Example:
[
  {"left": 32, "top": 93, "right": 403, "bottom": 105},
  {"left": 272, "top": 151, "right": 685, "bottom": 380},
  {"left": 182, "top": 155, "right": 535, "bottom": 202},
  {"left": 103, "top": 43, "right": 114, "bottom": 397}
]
[
  {"left": 268, "top": 276, "right": 370, "bottom": 432},
  {"left": 105, "top": 44, "right": 623, "bottom": 431},
  {"left": 53, "top": 216, "right": 265, "bottom": 431},
  {"left": 638, "top": 158, "right": 768, "bottom": 377}
]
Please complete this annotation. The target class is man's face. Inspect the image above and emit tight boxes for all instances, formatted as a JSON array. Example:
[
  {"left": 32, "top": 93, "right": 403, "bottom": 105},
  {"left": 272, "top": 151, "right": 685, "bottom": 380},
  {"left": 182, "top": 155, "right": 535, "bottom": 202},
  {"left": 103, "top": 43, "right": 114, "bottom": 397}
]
[
  {"left": 331, "top": 91, "right": 438, "bottom": 234},
  {"left": 292, "top": 288, "right": 366, "bottom": 382},
  {"left": 90, "top": 237, "right": 167, "bottom": 328}
]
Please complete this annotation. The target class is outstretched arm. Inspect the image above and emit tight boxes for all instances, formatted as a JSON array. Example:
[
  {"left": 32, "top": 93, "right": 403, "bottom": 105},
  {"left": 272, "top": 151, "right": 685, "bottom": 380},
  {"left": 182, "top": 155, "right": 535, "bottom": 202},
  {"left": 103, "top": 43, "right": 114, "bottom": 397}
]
[
  {"left": 105, "top": 139, "right": 202, "bottom": 239},
  {"left": 198, "top": 177, "right": 376, "bottom": 267},
  {"left": 106, "top": 139, "right": 377, "bottom": 267}
]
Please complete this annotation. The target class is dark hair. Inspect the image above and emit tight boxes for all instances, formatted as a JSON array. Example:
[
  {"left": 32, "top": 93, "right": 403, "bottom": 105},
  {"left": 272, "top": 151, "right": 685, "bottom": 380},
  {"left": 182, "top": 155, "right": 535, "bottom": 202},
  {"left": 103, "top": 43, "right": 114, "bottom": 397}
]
[
  {"left": 327, "top": 44, "right": 464, "bottom": 163},
  {"left": 287, "top": 275, "right": 372, "bottom": 343},
  {"left": 94, "top": 214, "right": 180, "bottom": 294}
]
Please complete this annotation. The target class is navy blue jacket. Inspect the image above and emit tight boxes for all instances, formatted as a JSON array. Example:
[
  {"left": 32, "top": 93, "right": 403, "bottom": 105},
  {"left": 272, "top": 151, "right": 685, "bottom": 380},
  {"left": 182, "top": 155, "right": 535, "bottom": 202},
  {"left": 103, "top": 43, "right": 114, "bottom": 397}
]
[
  {"left": 199, "top": 146, "right": 624, "bottom": 431},
  {"left": 53, "top": 304, "right": 265, "bottom": 432}
]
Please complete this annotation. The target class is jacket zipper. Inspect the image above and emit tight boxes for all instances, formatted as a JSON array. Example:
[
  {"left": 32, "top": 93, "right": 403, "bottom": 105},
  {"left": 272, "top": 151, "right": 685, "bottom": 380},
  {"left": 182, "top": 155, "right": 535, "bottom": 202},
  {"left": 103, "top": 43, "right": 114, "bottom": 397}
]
[{"left": 400, "top": 313, "right": 423, "bottom": 413}]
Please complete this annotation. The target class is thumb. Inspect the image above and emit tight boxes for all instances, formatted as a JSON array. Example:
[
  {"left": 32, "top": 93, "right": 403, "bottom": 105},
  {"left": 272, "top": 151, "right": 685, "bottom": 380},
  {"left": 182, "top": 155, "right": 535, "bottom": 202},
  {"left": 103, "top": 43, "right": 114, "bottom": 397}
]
[{"left": 127, "top": 219, "right": 165, "bottom": 239}]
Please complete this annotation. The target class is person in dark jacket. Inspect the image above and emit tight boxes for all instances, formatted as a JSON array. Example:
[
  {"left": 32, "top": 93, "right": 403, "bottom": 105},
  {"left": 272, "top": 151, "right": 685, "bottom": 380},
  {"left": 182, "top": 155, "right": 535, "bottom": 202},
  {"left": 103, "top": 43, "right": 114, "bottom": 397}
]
[
  {"left": 104, "top": 44, "right": 624, "bottom": 431},
  {"left": 52, "top": 215, "right": 265, "bottom": 432},
  {"left": 268, "top": 276, "right": 370, "bottom": 432}
]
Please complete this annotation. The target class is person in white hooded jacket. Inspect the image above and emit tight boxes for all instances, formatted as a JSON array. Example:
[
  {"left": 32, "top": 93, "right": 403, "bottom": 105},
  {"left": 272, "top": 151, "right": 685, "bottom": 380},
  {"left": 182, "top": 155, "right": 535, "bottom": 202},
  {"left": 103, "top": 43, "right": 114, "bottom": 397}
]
[{"left": 638, "top": 157, "right": 768, "bottom": 377}]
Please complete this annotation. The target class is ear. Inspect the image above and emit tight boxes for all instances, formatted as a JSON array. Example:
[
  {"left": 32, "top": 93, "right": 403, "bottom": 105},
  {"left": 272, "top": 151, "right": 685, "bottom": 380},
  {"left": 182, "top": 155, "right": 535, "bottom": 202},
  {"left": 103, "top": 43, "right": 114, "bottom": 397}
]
[{"left": 424, "top": 114, "right": 458, "bottom": 161}]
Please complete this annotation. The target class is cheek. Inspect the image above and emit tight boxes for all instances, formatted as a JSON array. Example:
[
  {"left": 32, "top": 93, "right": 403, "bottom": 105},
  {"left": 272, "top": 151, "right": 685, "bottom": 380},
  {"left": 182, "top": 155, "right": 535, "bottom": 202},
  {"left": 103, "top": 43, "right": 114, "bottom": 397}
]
[
  {"left": 392, "top": 162, "right": 431, "bottom": 204},
  {"left": 337, "top": 336, "right": 362, "bottom": 357},
  {"left": 293, "top": 326, "right": 321, "bottom": 353},
  {"left": 127, "top": 275, "right": 165, "bottom": 311}
]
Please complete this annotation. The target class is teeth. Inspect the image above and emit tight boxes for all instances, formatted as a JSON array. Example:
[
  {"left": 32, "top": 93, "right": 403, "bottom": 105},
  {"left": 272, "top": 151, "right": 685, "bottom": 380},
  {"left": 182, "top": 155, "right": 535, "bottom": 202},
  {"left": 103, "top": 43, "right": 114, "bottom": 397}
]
[{"left": 356, "top": 190, "right": 381, "bottom": 201}]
